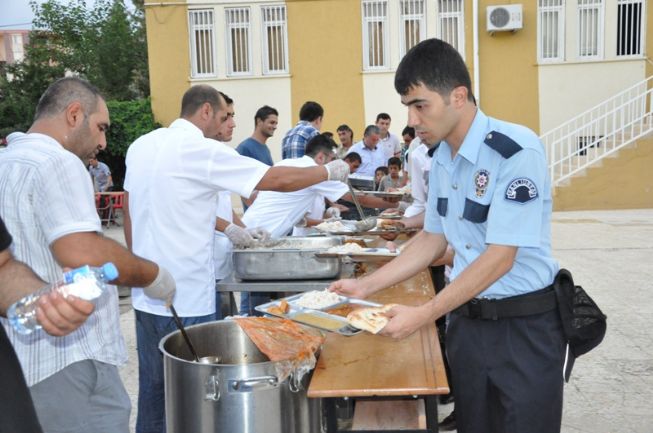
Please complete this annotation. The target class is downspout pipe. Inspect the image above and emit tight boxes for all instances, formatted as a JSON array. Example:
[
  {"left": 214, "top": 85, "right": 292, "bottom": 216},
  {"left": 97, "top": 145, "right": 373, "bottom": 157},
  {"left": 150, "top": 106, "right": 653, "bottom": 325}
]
[{"left": 473, "top": 0, "right": 481, "bottom": 107}]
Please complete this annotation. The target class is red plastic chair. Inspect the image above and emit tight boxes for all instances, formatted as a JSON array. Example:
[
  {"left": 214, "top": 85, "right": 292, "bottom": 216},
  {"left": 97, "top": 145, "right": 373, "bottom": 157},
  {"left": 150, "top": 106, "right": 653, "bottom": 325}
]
[{"left": 109, "top": 192, "right": 125, "bottom": 225}]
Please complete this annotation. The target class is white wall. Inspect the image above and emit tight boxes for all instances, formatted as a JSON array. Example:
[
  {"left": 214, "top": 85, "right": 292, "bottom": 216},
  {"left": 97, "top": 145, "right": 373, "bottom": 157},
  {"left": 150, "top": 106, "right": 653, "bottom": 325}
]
[
  {"left": 362, "top": 72, "right": 410, "bottom": 137},
  {"left": 538, "top": 60, "right": 647, "bottom": 133}
]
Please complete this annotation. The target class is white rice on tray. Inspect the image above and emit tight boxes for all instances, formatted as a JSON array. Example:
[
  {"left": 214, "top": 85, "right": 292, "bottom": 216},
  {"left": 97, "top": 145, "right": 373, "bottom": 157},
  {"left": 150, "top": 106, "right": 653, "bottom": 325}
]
[{"left": 293, "top": 289, "right": 343, "bottom": 309}]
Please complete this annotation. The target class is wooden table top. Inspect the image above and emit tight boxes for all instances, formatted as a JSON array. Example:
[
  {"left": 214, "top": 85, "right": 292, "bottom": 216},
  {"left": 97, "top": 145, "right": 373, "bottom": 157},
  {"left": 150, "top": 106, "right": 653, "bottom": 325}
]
[{"left": 307, "top": 267, "right": 450, "bottom": 398}]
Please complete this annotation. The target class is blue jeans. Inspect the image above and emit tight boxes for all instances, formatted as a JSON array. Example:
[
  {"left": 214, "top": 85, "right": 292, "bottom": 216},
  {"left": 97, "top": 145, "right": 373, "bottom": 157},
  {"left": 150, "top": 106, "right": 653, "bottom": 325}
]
[
  {"left": 239, "top": 292, "right": 271, "bottom": 316},
  {"left": 135, "top": 297, "right": 221, "bottom": 433}
]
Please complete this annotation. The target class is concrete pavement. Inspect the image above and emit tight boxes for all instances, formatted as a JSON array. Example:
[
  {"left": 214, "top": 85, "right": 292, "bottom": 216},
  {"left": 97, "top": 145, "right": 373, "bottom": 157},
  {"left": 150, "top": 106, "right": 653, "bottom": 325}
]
[{"left": 106, "top": 208, "right": 653, "bottom": 432}]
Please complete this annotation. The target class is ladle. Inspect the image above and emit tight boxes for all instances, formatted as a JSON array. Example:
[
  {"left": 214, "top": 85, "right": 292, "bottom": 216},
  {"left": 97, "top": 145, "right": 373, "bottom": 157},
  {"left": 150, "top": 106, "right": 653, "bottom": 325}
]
[
  {"left": 346, "top": 182, "right": 377, "bottom": 231},
  {"left": 170, "top": 305, "right": 200, "bottom": 362}
]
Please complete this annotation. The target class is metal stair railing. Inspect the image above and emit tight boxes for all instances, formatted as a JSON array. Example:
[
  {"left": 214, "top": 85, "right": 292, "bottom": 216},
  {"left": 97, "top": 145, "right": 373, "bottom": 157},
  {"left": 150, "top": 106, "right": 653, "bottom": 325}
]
[{"left": 541, "top": 75, "right": 653, "bottom": 186}]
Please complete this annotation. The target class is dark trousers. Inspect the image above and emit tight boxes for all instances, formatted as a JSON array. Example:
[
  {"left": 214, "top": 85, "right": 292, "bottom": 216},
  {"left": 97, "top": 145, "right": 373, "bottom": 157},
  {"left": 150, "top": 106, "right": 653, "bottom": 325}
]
[{"left": 446, "top": 308, "right": 566, "bottom": 433}]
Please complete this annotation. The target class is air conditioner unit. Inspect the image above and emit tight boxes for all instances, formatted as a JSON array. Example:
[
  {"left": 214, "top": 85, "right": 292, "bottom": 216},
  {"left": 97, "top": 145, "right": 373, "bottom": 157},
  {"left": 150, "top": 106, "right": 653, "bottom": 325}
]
[{"left": 487, "top": 4, "right": 523, "bottom": 33}]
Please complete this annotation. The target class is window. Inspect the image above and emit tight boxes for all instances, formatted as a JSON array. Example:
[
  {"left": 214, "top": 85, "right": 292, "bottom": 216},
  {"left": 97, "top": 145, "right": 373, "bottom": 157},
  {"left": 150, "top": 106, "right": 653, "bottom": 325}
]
[
  {"left": 362, "top": 0, "right": 389, "bottom": 70},
  {"left": 226, "top": 7, "right": 252, "bottom": 75},
  {"left": 577, "top": 0, "right": 604, "bottom": 59},
  {"left": 400, "top": 0, "right": 425, "bottom": 57},
  {"left": 11, "top": 34, "right": 24, "bottom": 62},
  {"left": 617, "top": 0, "right": 643, "bottom": 56},
  {"left": 261, "top": 5, "right": 288, "bottom": 74},
  {"left": 538, "top": 0, "right": 565, "bottom": 62},
  {"left": 437, "top": 0, "right": 465, "bottom": 59},
  {"left": 188, "top": 10, "right": 216, "bottom": 77}
]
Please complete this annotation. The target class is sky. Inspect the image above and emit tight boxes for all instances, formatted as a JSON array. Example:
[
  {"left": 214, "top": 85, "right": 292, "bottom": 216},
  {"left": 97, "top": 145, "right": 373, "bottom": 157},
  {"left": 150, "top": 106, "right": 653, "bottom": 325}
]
[{"left": 0, "top": 0, "right": 42, "bottom": 30}]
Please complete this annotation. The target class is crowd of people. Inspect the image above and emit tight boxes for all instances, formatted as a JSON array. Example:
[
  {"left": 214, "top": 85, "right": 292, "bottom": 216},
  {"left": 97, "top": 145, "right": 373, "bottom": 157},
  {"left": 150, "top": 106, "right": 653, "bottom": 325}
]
[{"left": 0, "top": 38, "right": 567, "bottom": 433}]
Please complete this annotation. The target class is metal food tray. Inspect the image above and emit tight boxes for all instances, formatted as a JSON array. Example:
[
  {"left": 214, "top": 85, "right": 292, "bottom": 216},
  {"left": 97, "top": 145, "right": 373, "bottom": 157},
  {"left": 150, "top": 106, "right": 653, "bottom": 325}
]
[
  {"left": 325, "top": 227, "right": 420, "bottom": 236},
  {"left": 315, "top": 248, "right": 399, "bottom": 262},
  {"left": 232, "top": 236, "right": 343, "bottom": 281},
  {"left": 255, "top": 294, "right": 382, "bottom": 336}
]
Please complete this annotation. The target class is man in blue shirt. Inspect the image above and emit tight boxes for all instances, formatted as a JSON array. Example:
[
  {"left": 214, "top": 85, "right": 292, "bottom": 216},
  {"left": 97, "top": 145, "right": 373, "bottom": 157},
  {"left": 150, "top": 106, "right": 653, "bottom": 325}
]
[
  {"left": 330, "top": 39, "right": 564, "bottom": 433},
  {"left": 236, "top": 105, "right": 277, "bottom": 167},
  {"left": 281, "top": 101, "right": 323, "bottom": 159}
]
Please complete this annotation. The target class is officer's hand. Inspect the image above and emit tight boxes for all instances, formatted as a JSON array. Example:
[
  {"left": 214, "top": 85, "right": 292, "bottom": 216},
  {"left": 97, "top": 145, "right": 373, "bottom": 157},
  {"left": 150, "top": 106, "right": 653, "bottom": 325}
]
[
  {"left": 385, "top": 241, "right": 399, "bottom": 253},
  {"left": 325, "top": 160, "right": 350, "bottom": 182},
  {"left": 379, "top": 304, "right": 430, "bottom": 339},
  {"left": 143, "top": 266, "right": 176, "bottom": 307},
  {"left": 36, "top": 291, "right": 95, "bottom": 337},
  {"left": 225, "top": 223, "right": 255, "bottom": 248},
  {"left": 328, "top": 278, "right": 370, "bottom": 299},
  {"left": 246, "top": 227, "right": 271, "bottom": 242}
]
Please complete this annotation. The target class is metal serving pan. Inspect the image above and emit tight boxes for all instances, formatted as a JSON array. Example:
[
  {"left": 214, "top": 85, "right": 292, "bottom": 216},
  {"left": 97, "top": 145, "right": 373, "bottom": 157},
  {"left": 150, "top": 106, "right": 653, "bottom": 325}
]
[{"left": 232, "top": 236, "right": 343, "bottom": 281}]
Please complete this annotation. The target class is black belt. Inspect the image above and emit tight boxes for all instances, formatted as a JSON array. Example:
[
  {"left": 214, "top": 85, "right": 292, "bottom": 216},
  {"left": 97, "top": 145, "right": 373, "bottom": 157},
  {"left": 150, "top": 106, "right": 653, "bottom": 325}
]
[{"left": 454, "top": 286, "right": 557, "bottom": 320}]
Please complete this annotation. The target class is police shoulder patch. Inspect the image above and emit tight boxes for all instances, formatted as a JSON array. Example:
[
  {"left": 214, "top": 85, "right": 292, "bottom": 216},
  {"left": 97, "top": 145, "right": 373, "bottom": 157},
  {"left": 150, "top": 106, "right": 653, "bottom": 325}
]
[
  {"left": 505, "top": 178, "right": 538, "bottom": 204},
  {"left": 484, "top": 131, "right": 522, "bottom": 159}
]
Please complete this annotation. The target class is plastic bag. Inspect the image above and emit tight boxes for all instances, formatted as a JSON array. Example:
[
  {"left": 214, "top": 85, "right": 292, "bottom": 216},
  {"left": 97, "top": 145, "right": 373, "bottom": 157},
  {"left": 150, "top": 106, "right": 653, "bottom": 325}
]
[{"left": 234, "top": 317, "right": 325, "bottom": 386}]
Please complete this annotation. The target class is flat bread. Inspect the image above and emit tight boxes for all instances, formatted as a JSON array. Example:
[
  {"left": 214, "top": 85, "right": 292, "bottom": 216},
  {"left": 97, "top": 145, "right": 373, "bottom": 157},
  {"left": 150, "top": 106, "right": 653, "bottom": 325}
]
[{"left": 346, "top": 303, "right": 397, "bottom": 334}]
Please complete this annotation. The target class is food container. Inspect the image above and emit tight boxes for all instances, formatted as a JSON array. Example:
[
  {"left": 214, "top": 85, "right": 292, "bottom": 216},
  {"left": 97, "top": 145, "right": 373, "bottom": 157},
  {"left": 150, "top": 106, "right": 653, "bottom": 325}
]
[
  {"left": 160, "top": 320, "right": 323, "bottom": 433},
  {"left": 232, "top": 237, "right": 343, "bottom": 280}
]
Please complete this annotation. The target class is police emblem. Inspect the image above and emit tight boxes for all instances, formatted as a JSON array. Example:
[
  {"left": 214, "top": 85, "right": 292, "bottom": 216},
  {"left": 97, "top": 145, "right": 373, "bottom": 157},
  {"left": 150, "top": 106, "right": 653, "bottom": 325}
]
[
  {"left": 474, "top": 169, "right": 490, "bottom": 198},
  {"left": 505, "top": 178, "right": 538, "bottom": 203}
]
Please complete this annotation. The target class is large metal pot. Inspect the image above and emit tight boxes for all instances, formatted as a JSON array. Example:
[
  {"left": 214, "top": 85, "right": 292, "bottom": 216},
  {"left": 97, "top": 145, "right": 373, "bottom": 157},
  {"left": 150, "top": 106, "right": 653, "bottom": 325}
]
[{"left": 160, "top": 320, "right": 323, "bottom": 433}]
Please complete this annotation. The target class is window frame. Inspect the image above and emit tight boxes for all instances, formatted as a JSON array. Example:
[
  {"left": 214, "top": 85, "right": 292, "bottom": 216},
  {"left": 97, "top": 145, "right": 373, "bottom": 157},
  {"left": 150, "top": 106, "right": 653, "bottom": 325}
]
[
  {"left": 399, "top": 0, "right": 426, "bottom": 58},
  {"left": 188, "top": 9, "right": 217, "bottom": 78},
  {"left": 225, "top": 6, "right": 253, "bottom": 76},
  {"left": 362, "top": 0, "right": 390, "bottom": 71},
  {"left": 537, "top": 0, "right": 566, "bottom": 63},
  {"left": 616, "top": 0, "right": 645, "bottom": 58},
  {"left": 436, "top": 0, "right": 465, "bottom": 60},
  {"left": 261, "top": 4, "right": 289, "bottom": 75},
  {"left": 577, "top": 0, "right": 604, "bottom": 60}
]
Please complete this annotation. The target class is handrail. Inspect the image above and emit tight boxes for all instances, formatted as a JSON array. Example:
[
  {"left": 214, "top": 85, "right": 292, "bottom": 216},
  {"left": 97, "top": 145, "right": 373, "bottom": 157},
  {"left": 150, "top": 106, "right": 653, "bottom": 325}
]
[{"left": 541, "top": 75, "right": 653, "bottom": 186}]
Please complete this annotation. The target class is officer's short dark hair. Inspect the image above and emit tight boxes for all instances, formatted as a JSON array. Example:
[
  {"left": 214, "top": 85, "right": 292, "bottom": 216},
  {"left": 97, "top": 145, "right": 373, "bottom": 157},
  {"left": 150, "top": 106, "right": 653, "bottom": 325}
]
[
  {"left": 180, "top": 85, "right": 223, "bottom": 117},
  {"left": 376, "top": 112, "right": 391, "bottom": 122},
  {"left": 34, "top": 77, "right": 103, "bottom": 121},
  {"left": 344, "top": 152, "right": 362, "bottom": 164},
  {"left": 255, "top": 105, "right": 278, "bottom": 124},
  {"left": 402, "top": 126, "right": 415, "bottom": 139},
  {"left": 299, "top": 101, "right": 324, "bottom": 122},
  {"left": 395, "top": 38, "right": 474, "bottom": 102},
  {"left": 305, "top": 134, "right": 336, "bottom": 158},
  {"left": 388, "top": 157, "right": 402, "bottom": 168},
  {"left": 363, "top": 125, "right": 380, "bottom": 137},
  {"left": 219, "top": 91, "right": 233, "bottom": 105}
]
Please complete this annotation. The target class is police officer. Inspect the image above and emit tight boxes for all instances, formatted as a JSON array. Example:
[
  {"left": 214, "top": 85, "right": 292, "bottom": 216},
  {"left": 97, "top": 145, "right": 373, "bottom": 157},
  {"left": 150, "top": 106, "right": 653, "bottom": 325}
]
[{"left": 329, "top": 38, "right": 565, "bottom": 433}]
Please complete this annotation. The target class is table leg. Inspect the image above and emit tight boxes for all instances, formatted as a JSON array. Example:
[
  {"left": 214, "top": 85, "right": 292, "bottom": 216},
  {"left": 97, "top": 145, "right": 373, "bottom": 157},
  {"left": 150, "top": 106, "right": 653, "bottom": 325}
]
[
  {"left": 324, "top": 398, "right": 339, "bottom": 433},
  {"left": 424, "top": 395, "right": 438, "bottom": 433}
]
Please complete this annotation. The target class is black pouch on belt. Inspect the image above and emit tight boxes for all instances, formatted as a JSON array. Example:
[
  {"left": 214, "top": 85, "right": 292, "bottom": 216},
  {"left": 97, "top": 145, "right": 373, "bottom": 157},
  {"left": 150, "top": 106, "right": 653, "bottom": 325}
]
[{"left": 553, "top": 269, "right": 607, "bottom": 382}]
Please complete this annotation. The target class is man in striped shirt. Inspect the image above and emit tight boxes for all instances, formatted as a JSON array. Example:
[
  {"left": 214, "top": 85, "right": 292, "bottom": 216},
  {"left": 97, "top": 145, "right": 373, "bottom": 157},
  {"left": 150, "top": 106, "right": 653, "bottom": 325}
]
[{"left": 0, "top": 77, "right": 175, "bottom": 433}]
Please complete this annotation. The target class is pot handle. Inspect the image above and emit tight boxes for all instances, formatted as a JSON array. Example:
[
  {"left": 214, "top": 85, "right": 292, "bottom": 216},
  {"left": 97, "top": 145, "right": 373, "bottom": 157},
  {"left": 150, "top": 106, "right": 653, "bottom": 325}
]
[
  {"left": 204, "top": 375, "right": 221, "bottom": 402},
  {"left": 229, "top": 376, "right": 279, "bottom": 392}
]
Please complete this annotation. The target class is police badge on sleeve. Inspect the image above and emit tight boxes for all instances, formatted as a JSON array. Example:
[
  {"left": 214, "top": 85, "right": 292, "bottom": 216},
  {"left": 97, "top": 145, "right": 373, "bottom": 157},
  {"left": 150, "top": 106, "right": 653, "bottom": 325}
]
[{"left": 505, "top": 178, "right": 538, "bottom": 203}]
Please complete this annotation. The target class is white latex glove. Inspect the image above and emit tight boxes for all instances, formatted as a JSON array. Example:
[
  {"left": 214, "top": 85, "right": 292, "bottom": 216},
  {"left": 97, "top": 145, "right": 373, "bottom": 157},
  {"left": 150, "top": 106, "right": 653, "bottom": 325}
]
[
  {"left": 143, "top": 266, "right": 176, "bottom": 307},
  {"left": 246, "top": 227, "right": 271, "bottom": 242},
  {"left": 225, "top": 223, "right": 255, "bottom": 248},
  {"left": 397, "top": 201, "right": 411, "bottom": 212},
  {"left": 325, "top": 207, "right": 341, "bottom": 219},
  {"left": 325, "top": 159, "right": 350, "bottom": 182}
]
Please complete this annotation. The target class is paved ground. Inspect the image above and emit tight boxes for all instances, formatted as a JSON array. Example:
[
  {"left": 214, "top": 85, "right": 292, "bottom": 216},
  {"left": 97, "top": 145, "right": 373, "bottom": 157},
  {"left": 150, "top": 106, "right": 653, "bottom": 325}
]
[{"left": 105, "top": 208, "right": 653, "bottom": 432}]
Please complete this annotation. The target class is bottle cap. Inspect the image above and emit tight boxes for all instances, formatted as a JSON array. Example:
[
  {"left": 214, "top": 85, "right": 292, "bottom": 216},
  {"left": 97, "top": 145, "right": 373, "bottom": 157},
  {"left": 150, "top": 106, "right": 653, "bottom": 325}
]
[{"left": 102, "top": 262, "right": 119, "bottom": 281}]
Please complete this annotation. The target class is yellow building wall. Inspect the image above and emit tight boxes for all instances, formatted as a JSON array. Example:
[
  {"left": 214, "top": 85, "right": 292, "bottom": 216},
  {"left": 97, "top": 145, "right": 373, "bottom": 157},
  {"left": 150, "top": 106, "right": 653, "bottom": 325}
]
[
  {"left": 648, "top": 6, "right": 653, "bottom": 79},
  {"left": 145, "top": 1, "right": 191, "bottom": 126},
  {"left": 477, "top": 1, "right": 539, "bottom": 133},
  {"left": 285, "top": 0, "right": 365, "bottom": 134},
  {"left": 553, "top": 138, "right": 653, "bottom": 211}
]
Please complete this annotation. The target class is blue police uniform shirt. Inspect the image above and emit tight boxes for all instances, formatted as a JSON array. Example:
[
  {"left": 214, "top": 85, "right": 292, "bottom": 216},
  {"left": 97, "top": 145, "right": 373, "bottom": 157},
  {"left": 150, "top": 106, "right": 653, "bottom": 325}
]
[{"left": 424, "top": 109, "right": 559, "bottom": 299}]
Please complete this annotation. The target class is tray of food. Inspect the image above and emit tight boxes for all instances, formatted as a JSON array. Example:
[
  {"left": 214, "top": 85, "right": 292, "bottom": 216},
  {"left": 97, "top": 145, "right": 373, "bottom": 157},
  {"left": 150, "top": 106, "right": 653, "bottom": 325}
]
[
  {"left": 255, "top": 289, "right": 392, "bottom": 336},
  {"left": 315, "top": 244, "right": 399, "bottom": 262},
  {"left": 232, "top": 236, "right": 343, "bottom": 280},
  {"left": 378, "top": 208, "right": 403, "bottom": 219}
]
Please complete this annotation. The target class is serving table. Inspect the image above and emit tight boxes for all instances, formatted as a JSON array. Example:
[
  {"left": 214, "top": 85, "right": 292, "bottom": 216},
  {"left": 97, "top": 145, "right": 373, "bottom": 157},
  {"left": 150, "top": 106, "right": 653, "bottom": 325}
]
[{"left": 307, "top": 266, "right": 449, "bottom": 433}]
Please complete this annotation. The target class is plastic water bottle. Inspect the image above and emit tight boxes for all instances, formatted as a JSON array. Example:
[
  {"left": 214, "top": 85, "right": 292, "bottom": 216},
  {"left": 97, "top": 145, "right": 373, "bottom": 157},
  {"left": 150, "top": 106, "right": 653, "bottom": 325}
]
[{"left": 7, "top": 262, "right": 119, "bottom": 335}]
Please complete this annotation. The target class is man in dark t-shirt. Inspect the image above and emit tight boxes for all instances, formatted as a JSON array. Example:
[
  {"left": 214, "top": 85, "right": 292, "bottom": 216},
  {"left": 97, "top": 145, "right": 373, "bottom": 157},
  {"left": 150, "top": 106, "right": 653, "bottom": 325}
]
[{"left": 0, "top": 217, "right": 95, "bottom": 432}]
